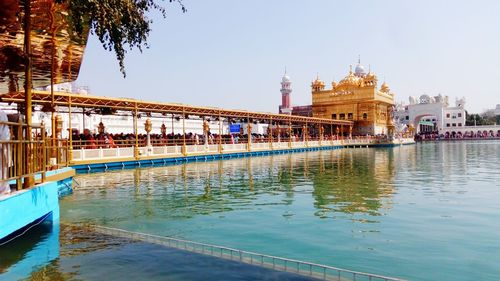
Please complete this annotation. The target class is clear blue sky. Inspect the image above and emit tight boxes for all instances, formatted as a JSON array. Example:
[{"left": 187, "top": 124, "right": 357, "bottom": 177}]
[{"left": 75, "top": 0, "right": 500, "bottom": 114}]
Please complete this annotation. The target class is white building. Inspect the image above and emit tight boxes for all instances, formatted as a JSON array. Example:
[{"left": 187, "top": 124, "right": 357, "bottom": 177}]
[
  {"left": 2, "top": 82, "right": 271, "bottom": 137},
  {"left": 394, "top": 94, "right": 466, "bottom": 134}
]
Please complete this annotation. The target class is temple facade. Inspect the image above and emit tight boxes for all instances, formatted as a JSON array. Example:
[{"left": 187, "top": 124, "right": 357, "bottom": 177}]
[{"left": 311, "top": 61, "right": 395, "bottom": 135}]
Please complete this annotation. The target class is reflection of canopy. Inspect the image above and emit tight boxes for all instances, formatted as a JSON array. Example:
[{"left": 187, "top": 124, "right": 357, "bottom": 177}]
[
  {"left": 0, "top": 90, "right": 354, "bottom": 125},
  {"left": 0, "top": 0, "right": 89, "bottom": 93}
]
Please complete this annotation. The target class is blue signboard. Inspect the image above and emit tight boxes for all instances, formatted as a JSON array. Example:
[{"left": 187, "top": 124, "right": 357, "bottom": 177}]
[{"left": 229, "top": 124, "right": 241, "bottom": 134}]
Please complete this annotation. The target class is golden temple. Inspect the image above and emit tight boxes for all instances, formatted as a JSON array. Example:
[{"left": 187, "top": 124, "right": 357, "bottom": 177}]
[{"left": 311, "top": 60, "right": 395, "bottom": 135}]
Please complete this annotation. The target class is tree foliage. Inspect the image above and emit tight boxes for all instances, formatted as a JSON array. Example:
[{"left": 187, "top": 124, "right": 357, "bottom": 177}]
[
  {"left": 56, "top": 0, "right": 186, "bottom": 77},
  {"left": 465, "top": 111, "right": 497, "bottom": 126}
]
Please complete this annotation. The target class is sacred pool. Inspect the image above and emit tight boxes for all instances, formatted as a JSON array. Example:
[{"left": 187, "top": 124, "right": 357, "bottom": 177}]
[{"left": 1, "top": 140, "right": 499, "bottom": 281}]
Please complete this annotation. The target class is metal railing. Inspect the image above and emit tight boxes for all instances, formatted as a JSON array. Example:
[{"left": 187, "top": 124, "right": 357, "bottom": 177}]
[
  {"left": 0, "top": 121, "right": 68, "bottom": 191},
  {"left": 88, "top": 224, "right": 405, "bottom": 281}
]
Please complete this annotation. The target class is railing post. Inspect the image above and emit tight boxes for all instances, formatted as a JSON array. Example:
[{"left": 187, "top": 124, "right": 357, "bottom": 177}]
[
  {"left": 182, "top": 107, "right": 187, "bottom": 156},
  {"left": 247, "top": 116, "right": 252, "bottom": 152},
  {"left": 23, "top": 0, "right": 34, "bottom": 189},
  {"left": 16, "top": 119, "right": 23, "bottom": 190},
  {"left": 68, "top": 96, "right": 73, "bottom": 163},
  {"left": 269, "top": 117, "right": 273, "bottom": 150},
  {"left": 41, "top": 124, "right": 46, "bottom": 183},
  {"left": 330, "top": 123, "right": 333, "bottom": 145},
  {"left": 319, "top": 124, "right": 323, "bottom": 146},
  {"left": 133, "top": 104, "right": 139, "bottom": 159},
  {"left": 218, "top": 112, "right": 222, "bottom": 154},
  {"left": 305, "top": 121, "right": 309, "bottom": 148}
]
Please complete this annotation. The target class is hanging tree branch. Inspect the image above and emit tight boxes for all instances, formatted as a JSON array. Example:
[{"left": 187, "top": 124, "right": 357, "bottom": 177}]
[{"left": 56, "top": 0, "right": 186, "bottom": 77}]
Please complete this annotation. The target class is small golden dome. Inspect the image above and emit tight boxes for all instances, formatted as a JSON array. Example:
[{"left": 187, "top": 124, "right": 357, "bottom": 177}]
[
  {"left": 312, "top": 75, "right": 325, "bottom": 86},
  {"left": 380, "top": 81, "right": 390, "bottom": 92},
  {"left": 365, "top": 71, "right": 376, "bottom": 79},
  {"left": 339, "top": 71, "right": 360, "bottom": 86}
]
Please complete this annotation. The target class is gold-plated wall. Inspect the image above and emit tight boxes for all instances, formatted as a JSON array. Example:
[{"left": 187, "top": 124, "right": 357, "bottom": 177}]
[{"left": 311, "top": 67, "right": 395, "bottom": 135}]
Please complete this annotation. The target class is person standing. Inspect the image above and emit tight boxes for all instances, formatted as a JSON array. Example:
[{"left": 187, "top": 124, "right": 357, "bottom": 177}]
[{"left": 0, "top": 110, "right": 11, "bottom": 195}]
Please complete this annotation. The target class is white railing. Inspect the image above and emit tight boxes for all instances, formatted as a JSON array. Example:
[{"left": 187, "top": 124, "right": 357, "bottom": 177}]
[
  {"left": 87, "top": 225, "right": 405, "bottom": 281},
  {"left": 251, "top": 143, "right": 270, "bottom": 150},
  {"left": 343, "top": 139, "right": 371, "bottom": 145},
  {"left": 70, "top": 138, "right": 414, "bottom": 162},
  {"left": 222, "top": 143, "right": 246, "bottom": 152}
]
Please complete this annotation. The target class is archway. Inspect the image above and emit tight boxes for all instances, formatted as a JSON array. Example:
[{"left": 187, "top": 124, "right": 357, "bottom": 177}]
[{"left": 412, "top": 114, "right": 438, "bottom": 134}]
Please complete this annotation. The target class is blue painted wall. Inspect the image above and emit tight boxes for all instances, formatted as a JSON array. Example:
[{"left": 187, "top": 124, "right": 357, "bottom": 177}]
[{"left": 0, "top": 181, "right": 60, "bottom": 240}]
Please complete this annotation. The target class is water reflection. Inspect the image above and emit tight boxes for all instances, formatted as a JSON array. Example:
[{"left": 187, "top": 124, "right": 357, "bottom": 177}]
[
  {"left": 311, "top": 148, "right": 395, "bottom": 218},
  {"left": 0, "top": 222, "right": 59, "bottom": 280},
  {"left": 6, "top": 142, "right": 500, "bottom": 281},
  {"left": 67, "top": 149, "right": 397, "bottom": 224},
  {"left": 0, "top": 0, "right": 88, "bottom": 93}
]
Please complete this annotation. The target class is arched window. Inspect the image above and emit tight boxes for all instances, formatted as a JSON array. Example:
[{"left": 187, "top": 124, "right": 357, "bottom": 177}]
[{"left": 363, "top": 113, "right": 368, "bottom": 120}]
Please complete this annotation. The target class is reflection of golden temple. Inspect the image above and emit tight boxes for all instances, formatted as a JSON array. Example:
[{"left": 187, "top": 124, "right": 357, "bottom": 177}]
[
  {"left": 311, "top": 148, "right": 395, "bottom": 218},
  {"left": 72, "top": 149, "right": 396, "bottom": 221}
]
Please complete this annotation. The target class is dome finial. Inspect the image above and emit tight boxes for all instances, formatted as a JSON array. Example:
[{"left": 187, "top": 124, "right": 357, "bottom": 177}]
[
  {"left": 282, "top": 69, "right": 291, "bottom": 83},
  {"left": 358, "top": 55, "right": 361, "bottom": 64},
  {"left": 349, "top": 65, "right": 352, "bottom": 74}
]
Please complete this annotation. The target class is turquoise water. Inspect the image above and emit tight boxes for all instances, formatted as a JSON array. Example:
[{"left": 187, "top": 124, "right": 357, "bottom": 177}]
[
  {"left": 3, "top": 141, "right": 500, "bottom": 280},
  {"left": 1, "top": 224, "right": 317, "bottom": 281},
  {"left": 59, "top": 141, "right": 500, "bottom": 280}
]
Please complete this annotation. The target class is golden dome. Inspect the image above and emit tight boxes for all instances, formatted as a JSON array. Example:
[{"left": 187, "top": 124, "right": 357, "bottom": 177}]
[
  {"left": 311, "top": 75, "right": 326, "bottom": 91},
  {"left": 380, "top": 81, "right": 390, "bottom": 92},
  {"left": 365, "top": 71, "right": 377, "bottom": 80},
  {"left": 339, "top": 72, "right": 360, "bottom": 86},
  {"left": 311, "top": 75, "right": 325, "bottom": 87}
]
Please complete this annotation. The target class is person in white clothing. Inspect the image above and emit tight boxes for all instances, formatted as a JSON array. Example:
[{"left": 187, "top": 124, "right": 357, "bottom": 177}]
[{"left": 0, "top": 110, "right": 11, "bottom": 195}]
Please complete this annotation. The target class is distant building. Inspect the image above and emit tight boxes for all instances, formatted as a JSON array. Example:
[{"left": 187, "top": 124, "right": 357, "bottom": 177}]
[
  {"left": 36, "top": 82, "right": 89, "bottom": 95},
  {"left": 495, "top": 104, "right": 500, "bottom": 125},
  {"left": 291, "top": 105, "right": 313, "bottom": 117},
  {"left": 311, "top": 60, "right": 395, "bottom": 135},
  {"left": 394, "top": 94, "right": 466, "bottom": 134},
  {"left": 2, "top": 83, "right": 270, "bottom": 138}
]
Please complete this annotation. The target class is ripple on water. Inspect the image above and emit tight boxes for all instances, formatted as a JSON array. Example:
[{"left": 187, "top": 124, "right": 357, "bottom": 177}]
[{"left": 54, "top": 141, "right": 500, "bottom": 281}]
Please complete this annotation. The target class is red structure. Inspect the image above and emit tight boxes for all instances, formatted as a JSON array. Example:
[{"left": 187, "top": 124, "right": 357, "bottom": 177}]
[
  {"left": 278, "top": 71, "right": 313, "bottom": 117},
  {"left": 279, "top": 71, "right": 292, "bottom": 114}
]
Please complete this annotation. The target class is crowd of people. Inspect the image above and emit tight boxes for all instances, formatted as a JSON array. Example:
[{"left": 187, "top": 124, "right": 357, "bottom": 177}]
[
  {"left": 70, "top": 129, "right": 360, "bottom": 149},
  {"left": 415, "top": 130, "right": 500, "bottom": 141}
]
